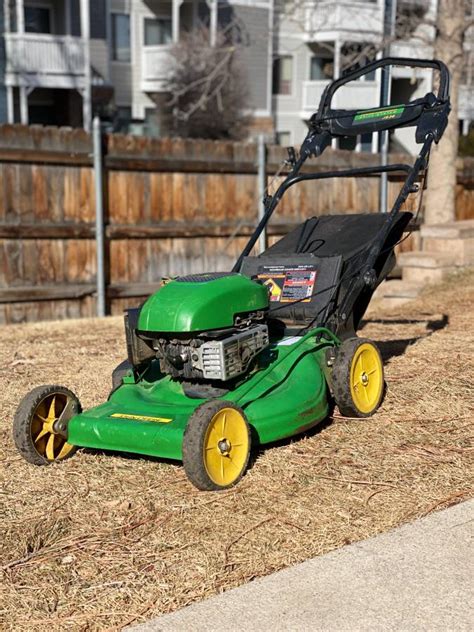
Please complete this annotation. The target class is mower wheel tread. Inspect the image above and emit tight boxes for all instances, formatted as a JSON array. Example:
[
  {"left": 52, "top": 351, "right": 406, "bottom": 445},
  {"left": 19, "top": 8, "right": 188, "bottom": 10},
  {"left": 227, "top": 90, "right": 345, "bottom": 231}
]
[
  {"left": 111, "top": 359, "right": 133, "bottom": 391},
  {"left": 183, "top": 400, "right": 251, "bottom": 491},
  {"left": 13, "top": 385, "right": 81, "bottom": 466},
  {"left": 332, "top": 337, "right": 384, "bottom": 418}
]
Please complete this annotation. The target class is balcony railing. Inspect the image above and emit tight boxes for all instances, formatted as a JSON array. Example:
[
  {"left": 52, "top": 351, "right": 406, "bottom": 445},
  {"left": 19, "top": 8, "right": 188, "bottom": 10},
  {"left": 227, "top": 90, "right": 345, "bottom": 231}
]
[
  {"left": 5, "top": 33, "right": 86, "bottom": 89},
  {"left": 302, "top": 79, "right": 380, "bottom": 115},
  {"left": 141, "top": 46, "right": 175, "bottom": 92},
  {"left": 304, "top": 1, "right": 383, "bottom": 40},
  {"left": 459, "top": 85, "right": 473, "bottom": 121},
  {"left": 389, "top": 41, "right": 433, "bottom": 60}
]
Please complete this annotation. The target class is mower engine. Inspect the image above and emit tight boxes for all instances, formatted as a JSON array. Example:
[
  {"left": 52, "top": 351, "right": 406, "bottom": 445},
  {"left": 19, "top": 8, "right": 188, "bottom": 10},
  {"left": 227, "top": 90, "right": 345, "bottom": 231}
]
[
  {"left": 131, "top": 273, "right": 270, "bottom": 383},
  {"left": 153, "top": 324, "right": 269, "bottom": 381}
]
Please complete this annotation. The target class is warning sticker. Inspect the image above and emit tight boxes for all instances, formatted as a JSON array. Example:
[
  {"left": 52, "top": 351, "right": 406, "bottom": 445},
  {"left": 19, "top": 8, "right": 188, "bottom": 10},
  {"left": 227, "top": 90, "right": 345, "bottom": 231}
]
[{"left": 257, "top": 265, "right": 317, "bottom": 303}]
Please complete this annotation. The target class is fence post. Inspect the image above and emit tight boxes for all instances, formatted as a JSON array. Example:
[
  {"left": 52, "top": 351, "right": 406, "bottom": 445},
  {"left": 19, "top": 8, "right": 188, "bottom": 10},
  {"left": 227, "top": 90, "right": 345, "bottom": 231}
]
[
  {"left": 378, "top": 0, "right": 397, "bottom": 213},
  {"left": 257, "top": 134, "right": 267, "bottom": 253},
  {"left": 93, "top": 116, "right": 106, "bottom": 317}
]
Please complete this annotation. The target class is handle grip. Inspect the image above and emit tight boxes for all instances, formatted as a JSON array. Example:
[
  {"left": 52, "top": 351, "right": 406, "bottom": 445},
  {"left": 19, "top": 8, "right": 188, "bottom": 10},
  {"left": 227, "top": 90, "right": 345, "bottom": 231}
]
[{"left": 316, "top": 57, "right": 450, "bottom": 119}]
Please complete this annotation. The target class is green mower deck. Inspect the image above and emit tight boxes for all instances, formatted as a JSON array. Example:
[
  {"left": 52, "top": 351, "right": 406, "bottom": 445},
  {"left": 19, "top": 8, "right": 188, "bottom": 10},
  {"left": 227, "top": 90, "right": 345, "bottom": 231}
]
[{"left": 67, "top": 330, "right": 336, "bottom": 460}]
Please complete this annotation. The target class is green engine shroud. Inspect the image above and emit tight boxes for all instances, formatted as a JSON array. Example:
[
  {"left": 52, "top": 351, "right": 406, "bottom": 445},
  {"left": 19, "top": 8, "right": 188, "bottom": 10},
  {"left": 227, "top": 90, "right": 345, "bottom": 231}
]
[{"left": 138, "top": 273, "right": 269, "bottom": 333}]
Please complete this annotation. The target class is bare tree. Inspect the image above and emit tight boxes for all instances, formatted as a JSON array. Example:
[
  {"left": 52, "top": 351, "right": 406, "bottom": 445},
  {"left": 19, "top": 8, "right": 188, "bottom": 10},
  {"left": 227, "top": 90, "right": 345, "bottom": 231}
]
[
  {"left": 424, "top": 0, "right": 472, "bottom": 224},
  {"left": 165, "top": 27, "right": 250, "bottom": 140}
]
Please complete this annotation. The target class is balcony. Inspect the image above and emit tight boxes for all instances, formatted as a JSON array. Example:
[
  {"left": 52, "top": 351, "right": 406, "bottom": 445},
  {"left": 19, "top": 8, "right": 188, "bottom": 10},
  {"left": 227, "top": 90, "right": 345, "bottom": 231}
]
[
  {"left": 5, "top": 33, "right": 86, "bottom": 89},
  {"left": 304, "top": 1, "right": 383, "bottom": 42},
  {"left": 141, "top": 46, "right": 175, "bottom": 92},
  {"left": 302, "top": 79, "right": 380, "bottom": 116}
]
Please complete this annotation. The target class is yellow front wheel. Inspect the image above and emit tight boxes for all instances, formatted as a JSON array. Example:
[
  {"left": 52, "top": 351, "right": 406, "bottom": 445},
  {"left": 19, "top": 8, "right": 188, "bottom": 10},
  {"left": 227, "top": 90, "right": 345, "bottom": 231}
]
[
  {"left": 332, "top": 338, "right": 384, "bottom": 417},
  {"left": 183, "top": 401, "right": 251, "bottom": 491},
  {"left": 13, "top": 385, "right": 81, "bottom": 465}
]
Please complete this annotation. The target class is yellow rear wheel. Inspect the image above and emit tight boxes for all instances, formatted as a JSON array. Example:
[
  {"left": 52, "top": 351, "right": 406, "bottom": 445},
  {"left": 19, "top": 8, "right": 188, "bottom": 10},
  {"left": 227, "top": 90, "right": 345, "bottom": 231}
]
[
  {"left": 13, "top": 385, "right": 81, "bottom": 465},
  {"left": 183, "top": 401, "right": 251, "bottom": 491},
  {"left": 332, "top": 338, "right": 384, "bottom": 417}
]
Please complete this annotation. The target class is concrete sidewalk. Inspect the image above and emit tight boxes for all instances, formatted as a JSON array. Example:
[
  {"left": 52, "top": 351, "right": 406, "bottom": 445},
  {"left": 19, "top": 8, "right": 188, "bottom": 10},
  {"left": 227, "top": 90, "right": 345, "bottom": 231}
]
[{"left": 132, "top": 499, "right": 473, "bottom": 632}]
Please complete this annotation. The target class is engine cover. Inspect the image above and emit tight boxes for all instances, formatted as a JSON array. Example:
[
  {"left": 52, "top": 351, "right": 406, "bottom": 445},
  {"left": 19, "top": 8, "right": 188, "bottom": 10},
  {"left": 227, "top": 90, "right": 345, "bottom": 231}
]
[{"left": 138, "top": 272, "right": 269, "bottom": 334}]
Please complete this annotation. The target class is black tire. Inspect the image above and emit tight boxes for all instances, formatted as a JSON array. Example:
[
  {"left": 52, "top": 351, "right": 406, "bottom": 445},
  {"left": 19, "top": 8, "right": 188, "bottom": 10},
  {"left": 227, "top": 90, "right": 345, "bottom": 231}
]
[
  {"left": 332, "top": 338, "right": 384, "bottom": 418},
  {"left": 111, "top": 359, "right": 133, "bottom": 391},
  {"left": 182, "top": 400, "right": 251, "bottom": 491},
  {"left": 13, "top": 385, "right": 81, "bottom": 465}
]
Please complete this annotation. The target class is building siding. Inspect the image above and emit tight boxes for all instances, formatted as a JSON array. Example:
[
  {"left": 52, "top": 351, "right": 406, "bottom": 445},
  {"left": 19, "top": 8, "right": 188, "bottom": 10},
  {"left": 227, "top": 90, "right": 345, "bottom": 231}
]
[
  {"left": 273, "top": 11, "right": 311, "bottom": 145},
  {"left": 90, "top": 39, "right": 110, "bottom": 82},
  {"left": 110, "top": 64, "right": 133, "bottom": 106},
  {"left": 0, "top": 4, "right": 7, "bottom": 124},
  {"left": 233, "top": 5, "right": 270, "bottom": 112}
]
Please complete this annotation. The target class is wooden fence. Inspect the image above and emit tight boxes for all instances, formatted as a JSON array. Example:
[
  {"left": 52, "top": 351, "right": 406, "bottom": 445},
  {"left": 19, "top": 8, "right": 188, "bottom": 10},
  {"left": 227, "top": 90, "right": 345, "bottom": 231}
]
[{"left": 0, "top": 124, "right": 472, "bottom": 324}]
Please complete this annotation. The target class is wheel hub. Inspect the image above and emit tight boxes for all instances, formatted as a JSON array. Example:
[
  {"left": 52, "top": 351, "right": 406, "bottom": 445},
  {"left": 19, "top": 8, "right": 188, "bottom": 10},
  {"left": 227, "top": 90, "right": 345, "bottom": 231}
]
[
  {"left": 217, "top": 438, "right": 231, "bottom": 456},
  {"left": 52, "top": 417, "right": 68, "bottom": 437},
  {"left": 361, "top": 371, "right": 369, "bottom": 386}
]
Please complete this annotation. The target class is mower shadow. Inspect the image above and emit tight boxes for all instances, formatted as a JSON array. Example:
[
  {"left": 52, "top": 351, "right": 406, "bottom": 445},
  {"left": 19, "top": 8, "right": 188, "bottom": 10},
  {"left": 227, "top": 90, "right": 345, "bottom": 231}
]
[
  {"left": 247, "top": 413, "right": 334, "bottom": 471},
  {"left": 81, "top": 447, "right": 179, "bottom": 468},
  {"left": 359, "top": 313, "right": 449, "bottom": 362},
  {"left": 82, "top": 419, "right": 336, "bottom": 476}
]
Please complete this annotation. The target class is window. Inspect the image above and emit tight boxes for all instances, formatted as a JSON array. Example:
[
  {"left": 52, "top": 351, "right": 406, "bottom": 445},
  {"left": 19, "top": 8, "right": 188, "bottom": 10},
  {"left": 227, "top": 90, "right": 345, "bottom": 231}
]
[
  {"left": 90, "top": 1, "right": 107, "bottom": 39},
  {"left": 116, "top": 106, "right": 132, "bottom": 121},
  {"left": 276, "top": 131, "right": 291, "bottom": 146},
  {"left": 272, "top": 56, "right": 293, "bottom": 95},
  {"left": 114, "top": 106, "right": 132, "bottom": 133},
  {"left": 25, "top": 6, "right": 52, "bottom": 33},
  {"left": 112, "top": 13, "right": 131, "bottom": 62},
  {"left": 144, "top": 18, "right": 172, "bottom": 46},
  {"left": 310, "top": 56, "right": 333, "bottom": 81}
]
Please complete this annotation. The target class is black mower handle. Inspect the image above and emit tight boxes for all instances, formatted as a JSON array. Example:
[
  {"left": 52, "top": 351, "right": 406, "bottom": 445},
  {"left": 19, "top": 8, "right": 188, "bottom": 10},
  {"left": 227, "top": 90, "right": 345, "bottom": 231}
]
[{"left": 316, "top": 57, "right": 450, "bottom": 119}]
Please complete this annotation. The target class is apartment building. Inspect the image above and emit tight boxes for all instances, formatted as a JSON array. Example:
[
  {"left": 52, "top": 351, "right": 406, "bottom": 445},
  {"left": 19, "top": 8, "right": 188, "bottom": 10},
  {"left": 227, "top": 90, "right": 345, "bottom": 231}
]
[
  {"left": 0, "top": 0, "right": 471, "bottom": 153},
  {"left": 0, "top": 0, "right": 273, "bottom": 134},
  {"left": 0, "top": 0, "right": 94, "bottom": 129},
  {"left": 105, "top": 0, "right": 273, "bottom": 136}
]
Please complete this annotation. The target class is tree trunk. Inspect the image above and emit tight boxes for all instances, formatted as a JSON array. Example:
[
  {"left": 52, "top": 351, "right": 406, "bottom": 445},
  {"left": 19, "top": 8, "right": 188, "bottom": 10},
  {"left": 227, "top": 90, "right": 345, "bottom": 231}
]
[{"left": 424, "top": 0, "right": 465, "bottom": 225}]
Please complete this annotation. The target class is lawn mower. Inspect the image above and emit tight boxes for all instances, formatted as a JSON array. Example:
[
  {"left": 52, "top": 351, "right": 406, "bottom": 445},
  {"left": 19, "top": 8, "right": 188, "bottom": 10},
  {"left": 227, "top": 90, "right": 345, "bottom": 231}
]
[{"left": 13, "top": 58, "right": 450, "bottom": 490}]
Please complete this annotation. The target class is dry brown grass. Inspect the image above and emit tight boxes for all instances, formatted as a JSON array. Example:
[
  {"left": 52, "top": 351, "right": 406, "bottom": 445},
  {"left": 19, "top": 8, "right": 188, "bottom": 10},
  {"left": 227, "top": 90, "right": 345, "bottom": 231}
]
[{"left": 1, "top": 271, "right": 473, "bottom": 631}]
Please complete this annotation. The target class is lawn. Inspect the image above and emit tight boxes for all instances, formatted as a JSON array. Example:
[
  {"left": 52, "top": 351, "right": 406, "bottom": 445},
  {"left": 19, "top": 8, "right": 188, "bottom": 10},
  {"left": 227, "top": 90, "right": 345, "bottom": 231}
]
[{"left": 1, "top": 272, "right": 473, "bottom": 630}]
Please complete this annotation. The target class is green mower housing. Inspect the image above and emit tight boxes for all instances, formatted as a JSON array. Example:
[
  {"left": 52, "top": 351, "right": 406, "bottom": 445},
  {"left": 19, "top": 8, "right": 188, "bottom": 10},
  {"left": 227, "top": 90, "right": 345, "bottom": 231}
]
[
  {"left": 138, "top": 273, "right": 269, "bottom": 333},
  {"left": 66, "top": 273, "right": 335, "bottom": 461}
]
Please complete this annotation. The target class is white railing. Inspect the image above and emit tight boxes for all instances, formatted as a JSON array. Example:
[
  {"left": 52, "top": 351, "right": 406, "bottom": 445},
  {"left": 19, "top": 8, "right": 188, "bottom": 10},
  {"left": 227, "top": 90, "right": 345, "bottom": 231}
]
[
  {"left": 464, "top": 25, "right": 473, "bottom": 51},
  {"left": 389, "top": 41, "right": 433, "bottom": 60},
  {"left": 459, "top": 84, "right": 473, "bottom": 121},
  {"left": 5, "top": 33, "right": 86, "bottom": 80},
  {"left": 305, "top": 1, "right": 383, "bottom": 40},
  {"left": 141, "top": 46, "right": 174, "bottom": 92},
  {"left": 302, "top": 79, "right": 380, "bottom": 113}
]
